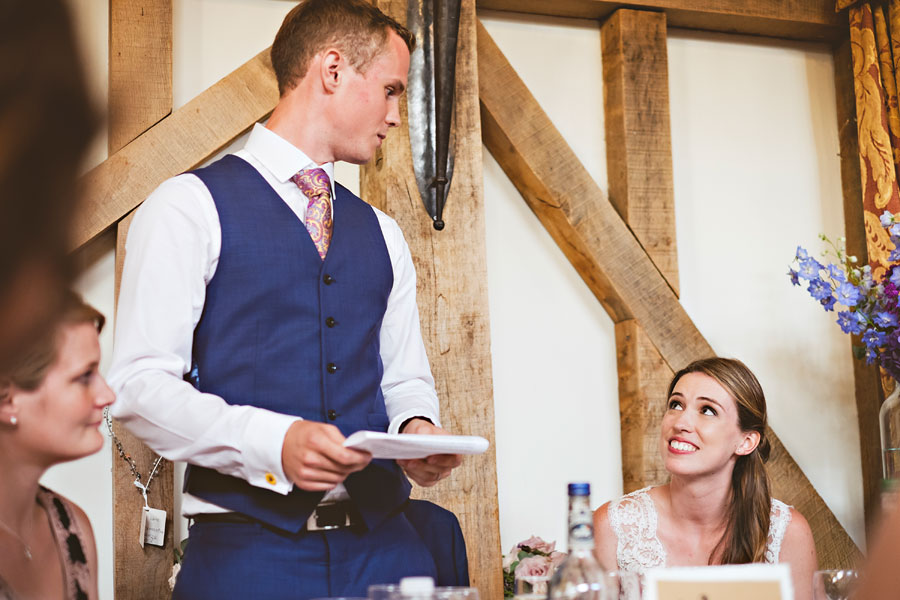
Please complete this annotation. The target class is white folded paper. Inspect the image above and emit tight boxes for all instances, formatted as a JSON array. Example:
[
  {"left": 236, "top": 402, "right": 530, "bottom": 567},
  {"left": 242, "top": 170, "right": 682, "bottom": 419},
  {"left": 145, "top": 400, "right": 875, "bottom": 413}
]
[{"left": 343, "top": 430, "right": 489, "bottom": 459}]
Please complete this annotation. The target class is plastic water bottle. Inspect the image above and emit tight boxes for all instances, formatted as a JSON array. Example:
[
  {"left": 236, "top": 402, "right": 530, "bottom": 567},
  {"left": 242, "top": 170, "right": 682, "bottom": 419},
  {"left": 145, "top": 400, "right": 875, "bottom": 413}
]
[{"left": 547, "top": 483, "right": 607, "bottom": 600}]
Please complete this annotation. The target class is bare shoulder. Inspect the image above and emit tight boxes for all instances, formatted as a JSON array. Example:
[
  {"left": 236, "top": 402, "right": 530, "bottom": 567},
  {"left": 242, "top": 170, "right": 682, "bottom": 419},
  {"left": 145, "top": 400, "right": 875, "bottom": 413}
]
[
  {"left": 593, "top": 500, "right": 618, "bottom": 570},
  {"left": 783, "top": 507, "right": 815, "bottom": 550},
  {"left": 780, "top": 507, "right": 817, "bottom": 600}
]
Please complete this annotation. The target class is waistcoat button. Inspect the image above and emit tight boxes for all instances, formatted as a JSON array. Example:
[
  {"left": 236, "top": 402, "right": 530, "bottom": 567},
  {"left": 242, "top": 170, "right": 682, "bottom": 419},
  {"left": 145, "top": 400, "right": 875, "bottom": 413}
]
[
  {"left": 327, "top": 363, "right": 338, "bottom": 374},
  {"left": 327, "top": 409, "right": 338, "bottom": 421},
  {"left": 325, "top": 317, "right": 337, "bottom": 328},
  {"left": 323, "top": 274, "right": 335, "bottom": 285}
]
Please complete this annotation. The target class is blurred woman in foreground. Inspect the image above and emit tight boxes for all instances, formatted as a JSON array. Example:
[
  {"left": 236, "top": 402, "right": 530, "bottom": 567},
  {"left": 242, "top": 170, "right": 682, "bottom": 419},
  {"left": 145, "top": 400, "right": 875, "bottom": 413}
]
[{"left": 0, "top": 292, "right": 114, "bottom": 599}]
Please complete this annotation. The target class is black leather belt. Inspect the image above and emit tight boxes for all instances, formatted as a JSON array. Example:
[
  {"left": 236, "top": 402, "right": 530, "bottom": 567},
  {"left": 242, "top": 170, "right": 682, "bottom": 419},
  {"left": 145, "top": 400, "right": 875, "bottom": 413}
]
[{"left": 192, "top": 500, "right": 360, "bottom": 531}]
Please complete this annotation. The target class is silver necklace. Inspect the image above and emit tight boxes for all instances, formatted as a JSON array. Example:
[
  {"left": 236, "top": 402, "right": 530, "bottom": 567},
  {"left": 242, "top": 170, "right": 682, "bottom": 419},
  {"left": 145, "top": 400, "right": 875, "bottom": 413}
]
[
  {"left": 0, "top": 515, "right": 32, "bottom": 560},
  {"left": 103, "top": 407, "right": 165, "bottom": 493}
]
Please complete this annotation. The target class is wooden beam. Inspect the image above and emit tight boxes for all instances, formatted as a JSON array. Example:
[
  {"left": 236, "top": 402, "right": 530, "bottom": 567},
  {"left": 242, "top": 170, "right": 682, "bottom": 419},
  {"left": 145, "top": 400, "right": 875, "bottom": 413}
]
[
  {"left": 603, "top": 8, "right": 679, "bottom": 496},
  {"left": 109, "top": 0, "right": 172, "bottom": 153},
  {"left": 475, "top": 0, "right": 841, "bottom": 42},
  {"left": 363, "top": 1, "right": 502, "bottom": 597},
  {"left": 73, "top": 47, "right": 278, "bottom": 250},
  {"left": 477, "top": 17, "right": 861, "bottom": 569},
  {"left": 602, "top": 8, "right": 678, "bottom": 294},
  {"left": 833, "top": 36, "right": 884, "bottom": 533},
  {"left": 109, "top": 3, "right": 175, "bottom": 597},
  {"left": 479, "top": 20, "right": 700, "bottom": 365},
  {"left": 615, "top": 320, "right": 671, "bottom": 493}
]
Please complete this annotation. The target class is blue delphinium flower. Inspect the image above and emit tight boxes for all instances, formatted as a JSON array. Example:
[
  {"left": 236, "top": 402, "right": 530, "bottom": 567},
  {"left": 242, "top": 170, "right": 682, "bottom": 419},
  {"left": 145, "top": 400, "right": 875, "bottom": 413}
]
[
  {"left": 807, "top": 278, "right": 832, "bottom": 301},
  {"left": 834, "top": 281, "right": 861, "bottom": 306},
  {"left": 796, "top": 246, "right": 809, "bottom": 260},
  {"left": 798, "top": 258, "right": 822, "bottom": 280},
  {"left": 827, "top": 264, "right": 846, "bottom": 283},
  {"left": 890, "top": 267, "right": 900, "bottom": 289},
  {"left": 788, "top": 269, "right": 800, "bottom": 286},
  {"left": 821, "top": 296, "right": 836, "bottom": 311},
  {"left": 862, "top": 328, "right": 887, "bottom": 348},
  {"left": 882, "top": 211, "right": 895, "bottom": 227},
  {"left": 837, "top": 311, "right": 867, "bottom": 335},
  {"left": 875, "top": 311, "right": 899, "bottom": 328},
  {"left": 866, "top": 347, "right": 879, "bottom": 365},
  {"left": 890, "top": 223, "right": 900, "bottom": 238}
]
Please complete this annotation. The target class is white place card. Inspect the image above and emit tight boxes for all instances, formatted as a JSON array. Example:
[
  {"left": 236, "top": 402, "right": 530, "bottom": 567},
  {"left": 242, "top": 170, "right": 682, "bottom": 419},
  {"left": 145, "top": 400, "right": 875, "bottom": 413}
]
[{"left": 643, "top": 563, "right": 793, "bottom": 600}]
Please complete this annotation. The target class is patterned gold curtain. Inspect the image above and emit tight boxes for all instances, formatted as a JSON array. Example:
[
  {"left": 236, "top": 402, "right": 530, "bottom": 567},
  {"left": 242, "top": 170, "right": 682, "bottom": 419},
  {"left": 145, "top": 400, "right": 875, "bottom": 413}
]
[{"left": 839, "top": 0, "right": 900, "bottom": 281}]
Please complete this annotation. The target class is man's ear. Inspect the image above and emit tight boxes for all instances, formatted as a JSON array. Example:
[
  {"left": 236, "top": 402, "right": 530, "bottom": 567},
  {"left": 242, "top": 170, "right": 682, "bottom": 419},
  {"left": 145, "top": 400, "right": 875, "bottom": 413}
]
[
  {"left": 320, "top": 49, "right": 344, "bottom": 91},
  {"left": 735, "top": 430, "right": 761, "bottom": 456}
]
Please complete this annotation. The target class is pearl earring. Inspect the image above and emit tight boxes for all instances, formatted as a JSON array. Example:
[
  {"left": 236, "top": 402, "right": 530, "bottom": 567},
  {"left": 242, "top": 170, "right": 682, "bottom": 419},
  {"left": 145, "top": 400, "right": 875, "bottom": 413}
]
[{"left": 9, "top": 416, "right": 17, "bottom": 426}]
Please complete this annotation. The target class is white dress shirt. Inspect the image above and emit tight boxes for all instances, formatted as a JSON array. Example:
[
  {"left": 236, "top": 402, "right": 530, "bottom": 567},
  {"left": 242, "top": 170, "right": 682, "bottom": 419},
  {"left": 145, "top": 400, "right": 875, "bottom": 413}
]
[{"left": 108, "top": 124, "right": 440, "bottom": 515}]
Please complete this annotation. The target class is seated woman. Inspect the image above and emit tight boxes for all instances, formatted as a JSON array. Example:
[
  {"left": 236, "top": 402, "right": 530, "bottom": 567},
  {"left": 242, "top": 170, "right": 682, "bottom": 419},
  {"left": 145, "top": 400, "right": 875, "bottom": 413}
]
[
  {"left": 594, "top": 357, "right": 817, "bottom": 599},
  {"left": 0, "top": 292, "right": 114, "bottom": 599}
]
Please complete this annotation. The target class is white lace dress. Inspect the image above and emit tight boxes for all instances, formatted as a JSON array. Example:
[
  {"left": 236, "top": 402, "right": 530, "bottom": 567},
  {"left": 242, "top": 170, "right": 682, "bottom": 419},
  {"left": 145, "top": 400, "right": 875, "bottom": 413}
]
[{"left": 608, "top": 486, "right": 792, "bottom": 573}]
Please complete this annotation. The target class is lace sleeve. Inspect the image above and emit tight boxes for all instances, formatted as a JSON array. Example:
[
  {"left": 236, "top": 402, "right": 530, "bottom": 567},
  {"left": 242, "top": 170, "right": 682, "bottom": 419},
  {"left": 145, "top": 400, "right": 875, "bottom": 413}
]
[
  {"left": 608, "top": 487, "right": 666, "bottom": 574},
  {"left": 765, "top": 498, "right": 793, "bottom": 563}
]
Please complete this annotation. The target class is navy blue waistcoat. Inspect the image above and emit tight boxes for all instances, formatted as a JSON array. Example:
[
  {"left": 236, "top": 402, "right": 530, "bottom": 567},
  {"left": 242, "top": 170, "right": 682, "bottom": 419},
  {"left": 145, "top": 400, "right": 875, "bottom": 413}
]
[{"left": 183, "top": 155, "right": 411, "bottom": 533}]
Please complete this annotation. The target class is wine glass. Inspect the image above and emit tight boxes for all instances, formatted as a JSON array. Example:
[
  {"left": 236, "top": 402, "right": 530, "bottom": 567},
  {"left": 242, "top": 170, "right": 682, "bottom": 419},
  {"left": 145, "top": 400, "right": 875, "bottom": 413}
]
[
  {"left": 434, "top": 586, "right": 480, "bottom": 600},
  {"left": 604, "top": 570, "right": 642, "bottom": 600},
  {"left": 514, "top": 575, "right": 550, "bottom": 599},
  {"left": 368, "top": 584, "right": 401, "bottom": 600},
  {"left": 813, "top": 569, "right": 859, "bottom": 600}
]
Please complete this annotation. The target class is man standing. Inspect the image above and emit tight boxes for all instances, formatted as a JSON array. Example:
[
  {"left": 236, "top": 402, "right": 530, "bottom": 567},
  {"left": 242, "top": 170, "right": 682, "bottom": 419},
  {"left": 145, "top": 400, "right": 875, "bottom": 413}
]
[{"left": 108, "top": 1, "right": 462, "bottom": 597}]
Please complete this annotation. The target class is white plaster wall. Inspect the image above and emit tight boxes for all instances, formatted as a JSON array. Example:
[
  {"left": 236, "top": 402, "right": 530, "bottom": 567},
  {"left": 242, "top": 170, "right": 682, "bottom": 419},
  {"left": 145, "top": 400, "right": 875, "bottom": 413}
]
[{"left": 50, "top": 2, "right": 861, "bottom": 597}]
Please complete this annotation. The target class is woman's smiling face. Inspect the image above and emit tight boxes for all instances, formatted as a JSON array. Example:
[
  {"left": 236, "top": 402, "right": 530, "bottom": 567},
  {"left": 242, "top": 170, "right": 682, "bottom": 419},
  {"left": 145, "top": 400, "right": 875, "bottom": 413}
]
[
  {"left": 11, "top": 322, "right": 114, "bottom": 465},
  {"left": 660, "top": 372, "right": 758, "bottom": 478}
]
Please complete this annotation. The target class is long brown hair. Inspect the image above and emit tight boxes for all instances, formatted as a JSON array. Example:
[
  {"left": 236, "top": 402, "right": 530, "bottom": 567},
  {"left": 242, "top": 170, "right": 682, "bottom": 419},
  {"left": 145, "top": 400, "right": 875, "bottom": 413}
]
[
  {"left": 270, "top": 0, "right": 415, "bottom": 96},
  {"left": 667, "top": 357, "right": 772, "bottom": 564}
]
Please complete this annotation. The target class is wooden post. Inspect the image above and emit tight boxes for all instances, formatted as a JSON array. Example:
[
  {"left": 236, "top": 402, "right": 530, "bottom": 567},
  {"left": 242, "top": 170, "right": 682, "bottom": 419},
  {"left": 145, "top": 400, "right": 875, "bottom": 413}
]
[
  {"left": 109, "top": 1, "right": 174, "bottom": 597},
  {"left": 615, "top": 320, "right": 672, "bottom": 492},
  {"left": 602, "top": 9, "right": 678, "bottom": 295},
  {"left": 601, "top": 9, "right": 678, "bottom": 494},
  {"left": 477, "top": 18, "right": 861, "bottom": 569},
  {"left": 363, "top": 1, "right": 502, "bottom": 597},
  {"left": 833, "top": 36, "right": 885, "bottom": 533}
]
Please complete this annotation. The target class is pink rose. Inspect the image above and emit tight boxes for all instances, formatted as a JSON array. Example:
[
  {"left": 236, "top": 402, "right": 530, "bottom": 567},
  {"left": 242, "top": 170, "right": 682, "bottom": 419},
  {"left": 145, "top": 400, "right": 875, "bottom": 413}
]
[
  {"left": 549, "top": 551, "right": 566, "bottom": 569},
  {"left": 515, "top": 556, "right": 553, "bottom": 578},
  {"left": 502, "top": 546, "right": 519, "bottom": 570},
  {"left": 518, "top": 535, "right": 556, "bottom": 554}
]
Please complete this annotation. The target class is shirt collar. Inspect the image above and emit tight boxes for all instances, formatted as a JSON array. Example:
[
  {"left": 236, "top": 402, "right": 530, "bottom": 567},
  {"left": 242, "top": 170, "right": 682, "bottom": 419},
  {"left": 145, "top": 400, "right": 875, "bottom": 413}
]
[{"left": 244, "top": 123, "right": 336, "bottom": 191}]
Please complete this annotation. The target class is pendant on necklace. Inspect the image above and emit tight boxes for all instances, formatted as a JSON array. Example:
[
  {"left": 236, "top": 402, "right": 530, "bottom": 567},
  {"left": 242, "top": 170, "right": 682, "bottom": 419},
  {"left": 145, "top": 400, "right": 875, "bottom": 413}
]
[{"left": 23, "top": 547, "right": 32, "bottom": 560}]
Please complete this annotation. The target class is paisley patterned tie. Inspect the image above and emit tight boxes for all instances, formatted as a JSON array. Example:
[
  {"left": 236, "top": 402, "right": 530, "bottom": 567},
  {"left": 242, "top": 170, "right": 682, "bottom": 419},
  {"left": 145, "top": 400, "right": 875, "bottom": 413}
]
[{"left": 291, "top": 167, "right": 333, "bottom": 260}]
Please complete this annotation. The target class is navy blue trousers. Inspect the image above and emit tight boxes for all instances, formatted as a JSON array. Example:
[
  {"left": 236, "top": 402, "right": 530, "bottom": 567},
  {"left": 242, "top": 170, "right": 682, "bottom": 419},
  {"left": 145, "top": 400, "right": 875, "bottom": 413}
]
[{"left": 172, "top": 511, "right": 438, "bottom": 599}]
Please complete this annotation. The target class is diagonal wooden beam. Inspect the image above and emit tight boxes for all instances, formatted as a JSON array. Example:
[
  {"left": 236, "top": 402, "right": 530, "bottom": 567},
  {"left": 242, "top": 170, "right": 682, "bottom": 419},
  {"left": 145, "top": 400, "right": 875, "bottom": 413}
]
[
  {"left": 475, "top": 0, "right": 841, "bottom": 42},
  {"left": 73, "top": 47, "right": 278, "bottom": 250},
  {"left": 108, "top": 2, "right": 175, "bottom": 598},
  {"left": 477, "top": 17, "right": 861, "bottom": 570}
]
